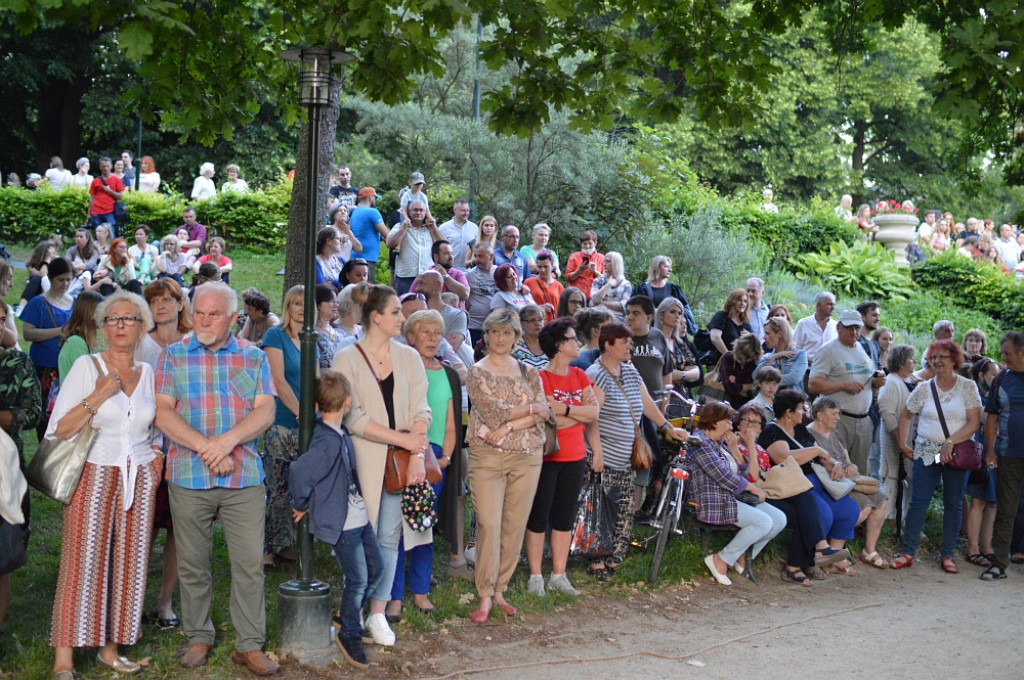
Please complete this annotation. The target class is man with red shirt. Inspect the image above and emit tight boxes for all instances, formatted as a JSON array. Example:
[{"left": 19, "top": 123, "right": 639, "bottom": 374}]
[{"left": 87, "top": 157, "right": 124, "bottom": 236}]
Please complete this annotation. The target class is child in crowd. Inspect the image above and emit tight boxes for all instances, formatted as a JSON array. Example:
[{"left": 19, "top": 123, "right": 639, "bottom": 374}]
[
  {"left": 750, "top": 366, "right": 781, "bottom": 423},
  {"left": 565, "top": 229, "right": 604, "bottom": 301},
  {"left": 288, "top": 372, "right": 382, "bottom": 671},
  {"left": 399, "top": 171, "right": 432, "bottom": 222}
]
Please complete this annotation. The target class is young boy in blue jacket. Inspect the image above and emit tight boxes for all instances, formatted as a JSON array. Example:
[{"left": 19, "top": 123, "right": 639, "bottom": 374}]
[{"left": 289, "top": 371, "right": 383, "bottom": 670}]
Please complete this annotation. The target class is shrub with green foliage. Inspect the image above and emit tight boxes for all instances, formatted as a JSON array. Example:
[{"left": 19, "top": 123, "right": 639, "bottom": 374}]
[
  {"left": 788, "top": 239, "right": 915, "bottom": 302},
  {"left": 882, "top": 288, "right": 1006, "bottom": 358},
  {"left": 913, "top": 250, "right": 1024, "bottom": 329},
  {"left": 0, "top": 183, "right": 291, "bottom": 248}
]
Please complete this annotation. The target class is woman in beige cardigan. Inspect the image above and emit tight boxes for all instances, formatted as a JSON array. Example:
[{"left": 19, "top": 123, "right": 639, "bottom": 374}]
[{"left": 333, "top": 285, "right": 431, "bottom": 647}]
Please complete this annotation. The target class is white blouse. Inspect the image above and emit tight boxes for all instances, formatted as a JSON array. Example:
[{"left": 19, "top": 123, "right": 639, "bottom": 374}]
[
  {"left": 138, "top": 172, "right": 161, "bottom": 193},
  {"left": 191, "top": 175, "right": 216, "bottom": 200},
  {"left": 46, "top": 354, "right": 157, "bottom": 510}
]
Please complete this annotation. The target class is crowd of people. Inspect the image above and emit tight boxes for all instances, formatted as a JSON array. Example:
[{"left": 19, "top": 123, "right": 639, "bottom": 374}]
[{"left": 4, "top": 170, "right": 1024, "bottom": 675}]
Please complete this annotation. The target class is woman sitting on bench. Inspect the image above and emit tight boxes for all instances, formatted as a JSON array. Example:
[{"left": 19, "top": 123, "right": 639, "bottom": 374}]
[{"left": 687, "top": 401, "right": 787, "bottom": 586}]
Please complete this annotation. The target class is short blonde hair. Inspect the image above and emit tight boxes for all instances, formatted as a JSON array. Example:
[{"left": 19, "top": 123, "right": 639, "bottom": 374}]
[
  {"left": 482, "top": 308, "right": 522, "bottom": 345},
  {"left": 764, "top": 316, "right": 794, "bottom": 350},
  {"left": 404, "top": 309, "right": 445, "bottom": 341},
  {"left": 279, "top": 285, "right": 304, "bottom": 338},
  {"left": 94, "top": 290, "right": 154, "bottom": 350}
]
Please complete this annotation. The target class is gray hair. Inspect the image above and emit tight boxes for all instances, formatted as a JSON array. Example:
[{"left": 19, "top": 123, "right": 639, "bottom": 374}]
[
  {"left": 886, "top": 344, "right": 916, "bottom": 374},
  {"left": 192, "top": 281, "right": 237, "bottom": 313},
  {"left": 811, "top": 395, "right": 841, "bottom": 420},
  {"left": 746, "top": 277, "right": 764, "bottom": 291},
  {"left": 94, "top": 291, "right": 154, "bottom": 349},
  {"left": 814, "top": 291, "right": 835, "bottom": 305},
  {"left": 933, "top": 319, "right": 954, "bottom": 335}
]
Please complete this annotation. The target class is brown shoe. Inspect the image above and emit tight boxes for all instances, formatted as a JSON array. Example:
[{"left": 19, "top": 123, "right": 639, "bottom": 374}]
[
  {"left": 230, "top": 649, "right": 279, "bottom": 676},
  {"left": 180, "top": 643, "right": 212, "bottom": 668}
]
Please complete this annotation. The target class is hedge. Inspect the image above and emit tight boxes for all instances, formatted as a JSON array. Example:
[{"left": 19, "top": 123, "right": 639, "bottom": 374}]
[
  {"left": 0, "top": 183, "right": 292, "bottom": 249},
  {"left": 912, "top": 250, "right": 1024, "bottom": 330}
]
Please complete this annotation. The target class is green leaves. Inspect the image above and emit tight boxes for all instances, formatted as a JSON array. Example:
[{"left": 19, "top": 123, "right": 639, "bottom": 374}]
[{"left": 788, "top": 239, "right": 915, "bottom": 302}]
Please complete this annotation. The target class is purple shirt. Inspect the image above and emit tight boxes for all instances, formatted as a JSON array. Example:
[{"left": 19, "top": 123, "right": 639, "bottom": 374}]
[
  {"left": 409, "top": 268, "right": 469, "bottom": 309},
  {"left": 180, "top": 222, "right": 208, "bottom": 254}
]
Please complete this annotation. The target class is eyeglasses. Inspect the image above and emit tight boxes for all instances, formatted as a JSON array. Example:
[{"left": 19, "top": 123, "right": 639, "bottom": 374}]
[
  {"left": 399, "top": 293, "right": 426, "bottom": 303},
  {"left": 104, "top": 316, "right": 143, "bottom": 326},
  {"left": 563, "top": 335, "right": 582, "bottom": 344},
  {"left": 931, "top": 355, "right": 951, "bottom": 362},
  {"left": 739, "top": 418, "right": 763, "bottom": 426}
]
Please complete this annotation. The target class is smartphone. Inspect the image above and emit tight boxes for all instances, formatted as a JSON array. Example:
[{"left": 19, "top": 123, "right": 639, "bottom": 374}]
[{"left": 478, "top": 424, "right": 508, "bottom": 447}]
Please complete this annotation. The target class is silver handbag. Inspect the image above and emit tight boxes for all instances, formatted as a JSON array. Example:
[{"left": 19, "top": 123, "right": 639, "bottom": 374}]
[{"left": 24, "top": 356, "right": 102, "bottom": 504}]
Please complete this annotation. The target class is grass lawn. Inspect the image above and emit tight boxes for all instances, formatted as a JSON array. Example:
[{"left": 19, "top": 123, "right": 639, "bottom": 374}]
[{"left": 0, "top": 242, "right": 941, "bottom": 679}]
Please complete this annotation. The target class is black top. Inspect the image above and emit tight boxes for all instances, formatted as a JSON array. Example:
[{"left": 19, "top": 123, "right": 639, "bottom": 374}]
[
  {"left": 757, "top": 422, "right": 816, "bottom": 474},
  {"left": 708, "top": 311, "right": 753, "bottom": 352},
  {"left": 381, "top": 373, "right": 396, "bottom": 430}
]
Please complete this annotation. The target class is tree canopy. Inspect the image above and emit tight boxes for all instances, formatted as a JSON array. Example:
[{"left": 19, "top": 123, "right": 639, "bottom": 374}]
[{"left": 4, "top": 0, "right": 1022, "bottom": 184}]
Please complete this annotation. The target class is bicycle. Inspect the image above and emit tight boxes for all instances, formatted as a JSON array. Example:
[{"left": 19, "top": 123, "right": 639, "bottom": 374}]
[{"left": 647, "top": 435, "right": 701, "bottom": 583}]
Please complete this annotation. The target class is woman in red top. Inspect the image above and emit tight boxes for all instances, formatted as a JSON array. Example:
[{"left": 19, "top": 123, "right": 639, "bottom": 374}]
[
  {"left": 525, "top": 317, "right": 600, "bottom": 597},
  {"left": 191, "top": 237, "right": 233, "bottom": 284}
]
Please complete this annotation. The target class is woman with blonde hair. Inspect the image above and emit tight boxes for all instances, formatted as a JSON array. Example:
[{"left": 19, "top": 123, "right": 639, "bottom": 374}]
[
  {"left": 962, "top": 328, "right": 988, "bottom": 364},
  {"left": 754, "top": 316, "right": 807, "bottom": 391},
  {"left": 633, "top": 255, "right": 695, "bottom": 333},
  {"left": 261, "top": 285, "right": 309, "bottom": 567},
  {"left": 708, "top": 289, "right": 753, "bottom": 358},
  {"left": 49, "top": 291, "right": 159, "bottom": 678},
  {"left": 466, "top": 215, "right": 499, "bottom": 267},
  {"left": 221, "top": 164, "right": 249, "bottom": 194},
  {"left": 590, "top": 251, "right": 632, "bottom": 320}
]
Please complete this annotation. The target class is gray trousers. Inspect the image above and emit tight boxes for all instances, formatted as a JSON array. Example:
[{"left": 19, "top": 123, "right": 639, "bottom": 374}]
[
  {"left": 992, "top": 457, "right": 1024, "bottom": 570},
  {"left": 836, "top": 413, "right": 873, "bottom": 475},
  {"left": 168, "top": 483, "right": 266, "bottom": 652}
]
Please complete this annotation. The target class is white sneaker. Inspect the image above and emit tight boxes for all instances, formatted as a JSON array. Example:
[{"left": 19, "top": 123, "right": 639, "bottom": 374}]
[
  {"left": 547, "top": 573, "right": 580, "bottom": 596},
  {"left": 463, "top": 545, "right": 475, "bottom": 566},
  {"left": 526, "top": 574, "right": 546, "bottom": 596},
  {"left": 364, "top": 613, "right": 395, "bottom": 647}
]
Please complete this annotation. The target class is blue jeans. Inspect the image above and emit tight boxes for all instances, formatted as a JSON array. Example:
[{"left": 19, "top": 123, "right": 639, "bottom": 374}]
[
  {"left": 394, "top": 275, "right": 416, "bottom": 296},
  {"left": 391, "top": 444, "right": 445, "bottom": 598},
  {"left": 902, "top": 457, "right": 968, "bottom": 558},
  {"left": 371, "top": 489, "right": 403, "bottom": 602},
  {"left": 333, "top": 523, "right": 385, "bottom": 639},
  {"left": 90, "top": 212, "right": 117, "bottom": 238}
]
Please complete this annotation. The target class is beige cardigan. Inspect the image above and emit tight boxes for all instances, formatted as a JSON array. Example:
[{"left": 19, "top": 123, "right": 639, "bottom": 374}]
[{"left": 333, "top": 339, "right": 433, "bottom": 548}]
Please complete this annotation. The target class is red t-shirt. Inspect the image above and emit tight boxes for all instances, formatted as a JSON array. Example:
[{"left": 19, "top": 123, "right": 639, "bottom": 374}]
[
  {"left": 539, "top": 366, "right": 592, "bottom": 462},
  {"left": 524, "top": 277, "right": 564, "bottom": 323},
  {"left": 89, "top": 175, "right": 124, "bottom": 215},
  {"left": 565, "top": 250, "right": 605, "bottom": 299}
]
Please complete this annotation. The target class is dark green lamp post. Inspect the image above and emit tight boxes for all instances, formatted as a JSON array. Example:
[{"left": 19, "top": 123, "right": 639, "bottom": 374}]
[{"left": 276, "top": 46, "right": 355, "bottom": 652}]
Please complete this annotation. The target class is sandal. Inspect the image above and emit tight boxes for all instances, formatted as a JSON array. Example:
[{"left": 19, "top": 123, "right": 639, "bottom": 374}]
[
  {"left": 1010, "top": 553, "right": 1024, "bottom": 564},
  {"left": 980, "top": 565, "right": 1007, "bottom": 581},
  {"left": 858, "top": 550, "right": 889, "bottom": 569},
  {"left": 941, "top": 557, "right": 960, "bottom": 574},
  {"left": 496, "top": 602, "right": 517, "bottom": 616},
  {"left": 966, "top": 553, "right": 992, "bottom": 567},
  {"left": 891, "top": 554, "right": 914, "bottom": 570},
  {"left": 806, "top": 566, "right": 828, "bottom": 580},
  {"left": 813, "top": 546, "right": 850, "bottom": 568},
  {"left": 587, "top": 562, "right": 609, "bottom": 581},
  {"left": 780, "top": 567, "right": 812, "bottom": 587},
  {"left": 604, "top": 559, "right": 622, "bottom": 575},
  {"left": 829, "top": 559, "right": 857, "bottom": 576}
]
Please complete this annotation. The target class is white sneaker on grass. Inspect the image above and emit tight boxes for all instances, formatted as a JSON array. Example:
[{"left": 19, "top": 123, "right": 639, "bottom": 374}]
[
  {"left": 527, "top": 574, "right": 546, "bottom": 596},
  {"left": 364, "top": 612, "right": 396, "bottom": 647},
  {"left": 464, "top": 545, "right": 475, "bottom": 566},
  {"left": 548, "top": 573, "right": 580, "bottom": 596}
]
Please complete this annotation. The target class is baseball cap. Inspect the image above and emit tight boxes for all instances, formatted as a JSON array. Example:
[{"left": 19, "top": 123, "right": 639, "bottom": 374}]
[
  {"left": 409, "top": 172, "right": 425, "bottom": 184},
  {"left": 357, "top": 187, "right": 376, "bottom": 200},
  {"left": 838, "top": 309, "right": 862, "bottom": 326}
]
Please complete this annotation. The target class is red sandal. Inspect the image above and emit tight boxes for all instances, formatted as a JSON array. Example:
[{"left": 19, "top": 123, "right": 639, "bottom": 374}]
[
  {"left": 891, "top": 554, "right": 914, "bottom": 570},
  {"left": 941, "top": 557, "right": 960, "bottom": 574}
]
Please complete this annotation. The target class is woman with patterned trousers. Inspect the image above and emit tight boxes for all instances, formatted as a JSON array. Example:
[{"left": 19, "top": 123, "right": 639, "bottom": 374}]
[{"left": 49, "top": 291, "right": 161, "bottom": 677}]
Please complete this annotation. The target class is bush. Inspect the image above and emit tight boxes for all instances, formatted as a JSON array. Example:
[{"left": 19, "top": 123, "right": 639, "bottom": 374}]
[
  {"left": 913, "top": 250, "right": 1024, "bottom": 329},
  {"left": 0, "top": 183, "right": 291, "bottom": 248},
  {"left": 788, "top": 239, "right": 916, "bottom": 302},
  {"left": 882, "top": 288, "right": 1006, "bottom": 358}
]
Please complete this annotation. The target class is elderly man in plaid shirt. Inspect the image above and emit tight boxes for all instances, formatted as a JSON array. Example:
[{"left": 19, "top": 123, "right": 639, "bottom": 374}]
[{"left": 155, "top": 282, "right": 279, "bottom": 675}]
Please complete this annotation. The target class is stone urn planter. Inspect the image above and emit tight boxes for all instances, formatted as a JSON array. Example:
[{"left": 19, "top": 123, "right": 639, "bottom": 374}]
[{"left": 873, "top": 213, "right": 919, "bottom": 266}]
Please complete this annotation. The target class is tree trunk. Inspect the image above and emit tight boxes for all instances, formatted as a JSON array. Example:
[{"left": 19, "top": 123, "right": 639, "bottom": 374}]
[
  {"left": 851, "top": 122, "right": 866, "bottom": 173},
  {"left": 283, "top": 74, "right": 344, "bottom": 294}
]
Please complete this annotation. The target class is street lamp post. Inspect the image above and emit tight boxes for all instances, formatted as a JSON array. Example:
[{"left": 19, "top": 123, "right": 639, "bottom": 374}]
[{"left": 277, "top": 47, "right": 355, "bottom": 653}]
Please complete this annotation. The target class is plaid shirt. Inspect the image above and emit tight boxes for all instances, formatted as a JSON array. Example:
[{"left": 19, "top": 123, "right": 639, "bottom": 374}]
[
  {"left": 156, "top": 334, "right": 276, "bottom": 489},
  {"left": 684, "top": 429, "right": 750, "bottom": 525}
]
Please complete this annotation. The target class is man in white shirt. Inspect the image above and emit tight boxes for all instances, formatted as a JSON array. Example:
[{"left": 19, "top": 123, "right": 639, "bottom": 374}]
[
  {"left": 809, "top": 310, "right": 886, "bottom": 473},
  {"left": 746, "top": 277, "right": 769, "bottom": 341},
  {"left": 386, "top": 200, "right": 442, "bottom": 296},
  {"left": 439, "top": 199, "right": 478, "bottom": 271},
  {"left": 993, "top": 223, "right": 1021, "bottom": 269},
  {"left": 793, "top": 291, "right": 837, "bottom": 366}
]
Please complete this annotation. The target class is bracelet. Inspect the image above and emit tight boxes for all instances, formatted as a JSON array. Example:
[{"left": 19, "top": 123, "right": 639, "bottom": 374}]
[
  {"left": 564, "top": 403, "right": 571, "bottom": 417},
  {"left": 506, "top": 421, "right": 514, "bottom": 432},
  {"left": 414, "top": 452, "right": 425, "bottom": 459},
  {"left": 81, "top": 399, "right": 97, "bottom": 416},
  {"left": 658, "top": 421, "right": 670, "bottom": 434}
]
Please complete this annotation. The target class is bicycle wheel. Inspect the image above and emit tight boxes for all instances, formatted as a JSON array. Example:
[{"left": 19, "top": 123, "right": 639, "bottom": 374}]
[{"left": 648, "top": 481, "right": 680, "bottom": 583}]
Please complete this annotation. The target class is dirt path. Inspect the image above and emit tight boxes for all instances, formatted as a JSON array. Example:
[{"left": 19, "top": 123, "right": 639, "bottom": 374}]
[{"left": 292, "top": 558, "right": 1024, "bottom": 679}]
